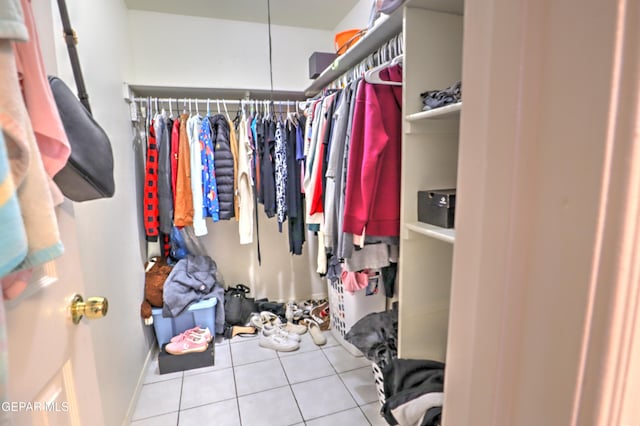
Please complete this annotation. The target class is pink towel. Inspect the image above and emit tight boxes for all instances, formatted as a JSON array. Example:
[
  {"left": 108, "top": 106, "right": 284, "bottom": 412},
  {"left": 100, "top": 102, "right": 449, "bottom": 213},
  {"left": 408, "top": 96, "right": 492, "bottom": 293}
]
[
  {"left": 0, "top": 39, "right": 63, "bottom": 297},
  {"left": 13, "top": 0, "right": 70, "bottom": 203},
  {"left": 341, "top": 270, "right": 369, "bottom": 294}
]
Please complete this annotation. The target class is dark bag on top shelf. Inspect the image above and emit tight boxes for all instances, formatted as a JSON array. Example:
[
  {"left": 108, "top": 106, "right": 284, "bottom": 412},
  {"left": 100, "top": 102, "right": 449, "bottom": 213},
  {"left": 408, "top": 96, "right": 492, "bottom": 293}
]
[{"left": 49, "top": 0, "right": 115, "bottom": 202}]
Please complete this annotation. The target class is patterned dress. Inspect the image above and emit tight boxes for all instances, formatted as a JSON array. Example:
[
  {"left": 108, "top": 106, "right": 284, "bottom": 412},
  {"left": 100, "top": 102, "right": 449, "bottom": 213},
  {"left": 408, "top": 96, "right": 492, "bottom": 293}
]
[
  {"left": 199, "top": 116, "right": 220, "bottom": 222},
  {"left": 275, "top": 121, "right": 288, "bottom": 231}
]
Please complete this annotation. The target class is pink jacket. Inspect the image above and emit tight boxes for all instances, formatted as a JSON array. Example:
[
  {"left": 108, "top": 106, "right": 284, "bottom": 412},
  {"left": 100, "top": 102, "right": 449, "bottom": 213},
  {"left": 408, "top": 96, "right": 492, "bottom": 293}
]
[{"left": 343, "top": 65, "right": 402, "bottom": 236}]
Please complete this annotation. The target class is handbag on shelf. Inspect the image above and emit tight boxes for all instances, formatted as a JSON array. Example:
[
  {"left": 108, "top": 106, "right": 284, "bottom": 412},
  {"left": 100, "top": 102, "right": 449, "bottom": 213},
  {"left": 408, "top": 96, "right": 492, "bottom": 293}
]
[{"left": 49, "top": 0, "right": 115, "bottom": 202}]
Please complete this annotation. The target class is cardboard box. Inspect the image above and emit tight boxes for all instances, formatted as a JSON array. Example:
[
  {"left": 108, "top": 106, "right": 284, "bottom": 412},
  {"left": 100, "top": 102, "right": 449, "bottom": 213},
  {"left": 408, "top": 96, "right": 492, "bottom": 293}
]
[{"left": 418, "top": 189, "right": 456, "bottom": 228}]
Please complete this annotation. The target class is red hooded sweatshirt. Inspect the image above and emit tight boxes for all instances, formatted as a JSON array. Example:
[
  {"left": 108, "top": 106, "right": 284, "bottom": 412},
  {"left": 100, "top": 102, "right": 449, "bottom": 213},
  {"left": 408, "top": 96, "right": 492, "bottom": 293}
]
[{"left": 343, "top": 65, "right": 402, "bottom": 236}]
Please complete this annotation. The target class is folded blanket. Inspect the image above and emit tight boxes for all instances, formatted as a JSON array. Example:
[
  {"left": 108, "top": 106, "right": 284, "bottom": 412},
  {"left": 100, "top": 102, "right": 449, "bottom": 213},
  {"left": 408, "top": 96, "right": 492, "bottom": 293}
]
[{"left": 0, "top": 130, "right": 26, "bottom": 279}]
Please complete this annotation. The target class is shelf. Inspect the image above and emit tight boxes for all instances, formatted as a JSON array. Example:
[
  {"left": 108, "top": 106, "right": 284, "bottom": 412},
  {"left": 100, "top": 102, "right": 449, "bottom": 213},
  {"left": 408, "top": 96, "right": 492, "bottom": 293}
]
[
  {"left": 304, "top": 8, "right": 403, "bottom": 97},
  {"left": 406, "top": 102, "right": 462, "bottom": 121},
  {"left": 405, "top": 222, "right": 456, "bottom": 243},
  {"left": 407, "top": 0, "right": 464, "bottom": 14},
  {"left": 127, "top": 84, "right": 305, "bottom": 101},
  {"left": 304, "top": 0, "right": 464, "bottom": 97}
]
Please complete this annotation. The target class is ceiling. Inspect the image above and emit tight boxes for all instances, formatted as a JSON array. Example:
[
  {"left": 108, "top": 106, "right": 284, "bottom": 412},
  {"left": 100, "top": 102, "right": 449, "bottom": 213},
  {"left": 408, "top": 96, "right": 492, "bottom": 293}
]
[{"left": 124, "top": 0, "right": 360, "bottom": 30}]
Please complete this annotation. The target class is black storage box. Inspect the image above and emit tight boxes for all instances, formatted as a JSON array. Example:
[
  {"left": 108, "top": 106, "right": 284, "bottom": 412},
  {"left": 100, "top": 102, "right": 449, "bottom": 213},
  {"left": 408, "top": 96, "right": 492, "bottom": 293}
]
[
  {"left": 308, "top": 52, "right": 337, "bottom": 79},
  {"left": 418, "top": 189, "right": 456, "bottom": 228},
  {"left": 158, "top": 342, "right": 215, "bottom": 374}
]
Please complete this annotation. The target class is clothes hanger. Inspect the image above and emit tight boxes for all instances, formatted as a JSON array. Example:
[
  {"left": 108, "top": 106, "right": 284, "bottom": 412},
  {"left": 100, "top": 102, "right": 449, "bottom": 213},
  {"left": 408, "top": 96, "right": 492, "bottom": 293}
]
[
  {"left": 391, "top": 54, "right": 404, "bottom": 66},
  {"left": 206, "top": 99, "right": 211, "bottom": 116},
  {"left": 364, "top": 54, "right": 403, "bottom": 86},
  {"left": 216, "top": 99, "right": 221, "bottom": 115},
  {"left": 222, "top": 99, "right": 230, "bottom": 121}
]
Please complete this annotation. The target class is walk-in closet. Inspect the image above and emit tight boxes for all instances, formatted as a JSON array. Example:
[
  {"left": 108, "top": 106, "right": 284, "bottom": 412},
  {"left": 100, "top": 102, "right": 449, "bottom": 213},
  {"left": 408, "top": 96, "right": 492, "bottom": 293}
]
[{"left": 1, "top": 0, "right": 638, "bottom": 425}]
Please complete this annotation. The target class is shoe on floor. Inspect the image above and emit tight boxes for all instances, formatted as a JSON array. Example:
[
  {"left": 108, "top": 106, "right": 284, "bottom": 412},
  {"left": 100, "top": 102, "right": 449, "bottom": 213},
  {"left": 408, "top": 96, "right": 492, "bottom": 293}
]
[
  {"left": 262, "top": 322, "right": 301, "bottom": 342},
  {"left": 310, "top": 302, "right": 330, "bottom": 331},
  {"left": 303, "top": 319, "right": 327, "bottom": 346},
  {"left": 283, "top": 321, "right": 307, "bottom": 335},
  {"left": 165, "top": 334, "right": 209, "bottom": 355},
  {"left": 250, "top": 311, "right": 281, "bottom": 330},
  {"left": 170, "top": 326, "right": 212, "bottom": 343},
  {"left": 259, "top": 331, "right": 300, "bottom": 352}
]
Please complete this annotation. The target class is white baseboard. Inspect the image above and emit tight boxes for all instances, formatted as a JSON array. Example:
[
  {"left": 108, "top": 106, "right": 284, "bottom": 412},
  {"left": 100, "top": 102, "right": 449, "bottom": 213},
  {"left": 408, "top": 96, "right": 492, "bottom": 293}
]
[{"left": 121, "top": 346, "right": 157, "bottom": 425}]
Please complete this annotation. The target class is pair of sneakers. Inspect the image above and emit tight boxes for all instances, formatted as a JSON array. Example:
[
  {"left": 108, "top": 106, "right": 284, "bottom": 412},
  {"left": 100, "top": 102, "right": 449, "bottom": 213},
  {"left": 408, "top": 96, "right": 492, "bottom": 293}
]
[
  {"left": 252, "top": 312, "right": 304, "bottom": 352},
  {"left": 165, "top": 326, "right": 212, "bottom": 355},
  {"left": 258, "top": 329, "right": 300, "bottom": 352}
]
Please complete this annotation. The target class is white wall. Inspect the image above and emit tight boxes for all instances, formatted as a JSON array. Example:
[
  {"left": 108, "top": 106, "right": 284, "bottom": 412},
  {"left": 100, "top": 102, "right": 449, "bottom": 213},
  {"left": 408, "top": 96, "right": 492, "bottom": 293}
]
[
  {"left": 200, "top": 216, "right": 325, "bottom": 303},
  {"left": 126, "top": 9, "right": 328, "bottom": 302},
  {"left": 333, "top": 0, "right": 373, "bottom": 33},
  {"left": 47, "top": 1, "right": 149, "bottom": 425},
  {"left": 126, "top": 10, "right": 335, "bottom": 91}
]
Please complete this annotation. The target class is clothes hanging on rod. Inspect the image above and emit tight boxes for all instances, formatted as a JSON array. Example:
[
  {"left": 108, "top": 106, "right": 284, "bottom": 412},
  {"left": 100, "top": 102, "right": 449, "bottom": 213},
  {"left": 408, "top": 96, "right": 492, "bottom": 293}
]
[
  {"left": 297, "top": 31, "right": 404, "bottom": 294},
  {"left": 321, "top": 32, "right": 404, "bottom": 93},
  {"left": 134, "top": 94, "right": 308, "bottom": 262}
]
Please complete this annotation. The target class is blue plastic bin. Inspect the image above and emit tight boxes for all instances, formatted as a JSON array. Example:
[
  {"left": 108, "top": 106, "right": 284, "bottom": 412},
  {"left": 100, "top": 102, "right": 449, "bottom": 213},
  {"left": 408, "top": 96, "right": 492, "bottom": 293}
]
[{"left": 151, "top": 298, "right": 217, "bottom": 346}]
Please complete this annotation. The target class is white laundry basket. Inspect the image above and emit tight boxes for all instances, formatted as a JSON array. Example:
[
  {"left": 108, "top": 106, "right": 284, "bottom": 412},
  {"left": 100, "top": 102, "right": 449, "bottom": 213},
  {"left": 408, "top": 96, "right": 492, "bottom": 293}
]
[
  {"left": 327, "top": 274, "right": 386, "bottom": 357},
  {"left": 371, "top": 361, "right": 386, "bottom": 406}
]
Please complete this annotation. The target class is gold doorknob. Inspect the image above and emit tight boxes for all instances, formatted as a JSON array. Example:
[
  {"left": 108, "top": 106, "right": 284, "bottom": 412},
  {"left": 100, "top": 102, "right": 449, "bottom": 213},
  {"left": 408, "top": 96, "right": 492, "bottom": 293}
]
[{"left": 70, "top": 294, "right": 108, "bottom": 324}]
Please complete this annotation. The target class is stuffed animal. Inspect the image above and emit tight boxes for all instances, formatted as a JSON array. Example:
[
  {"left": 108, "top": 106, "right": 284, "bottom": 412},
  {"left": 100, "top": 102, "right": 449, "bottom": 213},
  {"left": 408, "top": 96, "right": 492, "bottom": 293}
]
[{"left": 140, "top": 257, "right": 172, "bottom": 325}]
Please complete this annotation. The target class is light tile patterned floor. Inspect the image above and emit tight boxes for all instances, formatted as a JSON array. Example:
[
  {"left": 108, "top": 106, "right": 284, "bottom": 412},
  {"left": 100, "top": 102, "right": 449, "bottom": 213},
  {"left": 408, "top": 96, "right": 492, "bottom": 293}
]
[{"left": 130, "top": 331, "right": 388, "bottom": 425}]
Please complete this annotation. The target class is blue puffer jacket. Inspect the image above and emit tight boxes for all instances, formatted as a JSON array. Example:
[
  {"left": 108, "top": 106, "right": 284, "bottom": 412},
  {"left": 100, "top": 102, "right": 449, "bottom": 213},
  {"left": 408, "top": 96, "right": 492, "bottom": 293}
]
[{"left": 208, "top": 114, "right": 235, "bottom": 220}]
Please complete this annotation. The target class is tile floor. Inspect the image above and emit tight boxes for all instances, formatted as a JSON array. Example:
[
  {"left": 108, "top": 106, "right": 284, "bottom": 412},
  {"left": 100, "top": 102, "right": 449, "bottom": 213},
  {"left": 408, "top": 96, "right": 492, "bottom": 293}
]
[{"left": 130, "top": 331, "right": 389, "bottom": 426}]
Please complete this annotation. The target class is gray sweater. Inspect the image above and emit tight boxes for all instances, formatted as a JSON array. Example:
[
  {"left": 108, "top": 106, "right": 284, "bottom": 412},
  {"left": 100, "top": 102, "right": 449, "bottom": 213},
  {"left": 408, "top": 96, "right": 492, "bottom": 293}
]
[
  {"left": 155, "top": 114, "right": 174, "bottom": 234},
  {"left": 162, "top": 255, "right": 225, "bottom": 334}
]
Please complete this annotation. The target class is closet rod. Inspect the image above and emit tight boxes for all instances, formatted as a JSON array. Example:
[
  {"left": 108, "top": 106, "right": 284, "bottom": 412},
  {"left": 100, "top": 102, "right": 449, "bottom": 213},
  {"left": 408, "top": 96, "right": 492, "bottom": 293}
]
[{"left": 132, "top": 97, "right": 299, "bottom": 106}]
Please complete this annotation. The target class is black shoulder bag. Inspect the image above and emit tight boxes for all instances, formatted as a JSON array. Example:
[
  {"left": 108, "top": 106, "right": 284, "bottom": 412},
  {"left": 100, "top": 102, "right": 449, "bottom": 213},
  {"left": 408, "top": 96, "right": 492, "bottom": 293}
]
[
  {"left": 49, "top": 0, "right": 115, "bottom": 202},
  {"left": 224, "top": 284, "right": 258, "bottom": 326}
]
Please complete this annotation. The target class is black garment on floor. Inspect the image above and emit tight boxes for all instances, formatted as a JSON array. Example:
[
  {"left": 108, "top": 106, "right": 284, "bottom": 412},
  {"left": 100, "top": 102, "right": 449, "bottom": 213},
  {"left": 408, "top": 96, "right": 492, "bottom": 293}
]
[
  {"left": 344, "top": 307, "right": 398, "bottom": 368},
  {"left": 423, "top": 407, "right": 442, "bottom": 426},
  {"left": 286, "top": 120, "right": 305, "bottom": 255},
  {"left": 381, "top": 359, "right": 445, "bottom": 426}
]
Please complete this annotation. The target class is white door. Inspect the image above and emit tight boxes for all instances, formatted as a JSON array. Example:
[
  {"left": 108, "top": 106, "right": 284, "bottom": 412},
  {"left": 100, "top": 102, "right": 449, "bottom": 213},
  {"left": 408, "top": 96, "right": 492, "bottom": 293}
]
[{"left": 5, "top": 201, "right": 105, "bottom": 426}]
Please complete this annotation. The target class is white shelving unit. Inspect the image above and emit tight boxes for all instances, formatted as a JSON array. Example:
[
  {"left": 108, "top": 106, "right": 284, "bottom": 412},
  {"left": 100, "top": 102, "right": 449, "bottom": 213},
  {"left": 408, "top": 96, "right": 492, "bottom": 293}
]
[
  {"left": 303, "top": 0, "right": 464, "bottom": 365},
  {"left": 406, "top": 102, "right": 462, "bottom": 121},
  {"left": 303, "top": 0, "right": 464, "bottom": 97},
  {"left": 405, "top": 222, "right": 456, "bottom": 244},
  {"left": 397, "top": 4, "right": 463, "bottom": 362}
]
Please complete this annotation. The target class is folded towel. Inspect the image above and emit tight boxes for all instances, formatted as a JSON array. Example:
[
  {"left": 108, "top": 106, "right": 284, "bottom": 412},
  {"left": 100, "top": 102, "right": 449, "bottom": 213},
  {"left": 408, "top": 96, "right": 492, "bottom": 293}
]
[
  {"left": 0, "top": 39, "right": 63, "bottom": 280},
  {"left": 0, "top": 0, "right": 28, "bottom": 41},
  {"left": 13, "top": 0, "right": 70, "bottom": 206},
  {"left": 0, "top": 130, "right": 26, "bottom": 279}
]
